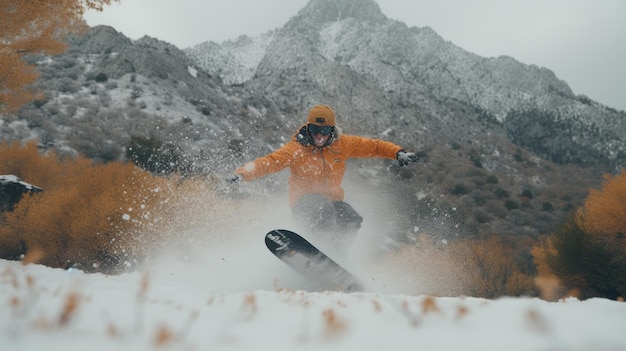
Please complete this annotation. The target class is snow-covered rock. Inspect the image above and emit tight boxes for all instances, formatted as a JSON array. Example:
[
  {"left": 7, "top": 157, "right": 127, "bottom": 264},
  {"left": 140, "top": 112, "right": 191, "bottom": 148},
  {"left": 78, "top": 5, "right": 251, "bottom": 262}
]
[{"left": 0, "top": 175, "right": 43, "bottom": 212}]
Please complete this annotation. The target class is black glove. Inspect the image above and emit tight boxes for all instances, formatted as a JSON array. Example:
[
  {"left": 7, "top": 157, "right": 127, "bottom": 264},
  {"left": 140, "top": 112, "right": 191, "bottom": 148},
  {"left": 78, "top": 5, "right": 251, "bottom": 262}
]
[
  {"left": 228, "top": 174, "right": 242, "bottom": 183},
  {"left": 396, "top": 150, "right": 419, "bottom": 167}
]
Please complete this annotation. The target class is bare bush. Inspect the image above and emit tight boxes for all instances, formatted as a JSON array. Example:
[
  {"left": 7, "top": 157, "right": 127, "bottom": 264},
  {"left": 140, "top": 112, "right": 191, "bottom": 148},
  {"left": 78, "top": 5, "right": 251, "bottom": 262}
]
[
  {"left": 377, "top": 233, "right": 535, "bottom": 298},
  {"left": 0, "top": 141, "right": 219, "bottom": 273},
  {"left": 533, "top": 169, "right": 626, "bottom": 300}
]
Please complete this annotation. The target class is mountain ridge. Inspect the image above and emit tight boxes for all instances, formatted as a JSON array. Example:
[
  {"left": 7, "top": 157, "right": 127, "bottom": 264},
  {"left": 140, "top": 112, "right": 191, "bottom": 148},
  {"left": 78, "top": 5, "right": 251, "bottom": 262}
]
[
  {"left": 295, "top": 0, "right": 388, "bottom": 25},
  {"left": 185, "top": 0, "right": 625, "bottom": 169}
]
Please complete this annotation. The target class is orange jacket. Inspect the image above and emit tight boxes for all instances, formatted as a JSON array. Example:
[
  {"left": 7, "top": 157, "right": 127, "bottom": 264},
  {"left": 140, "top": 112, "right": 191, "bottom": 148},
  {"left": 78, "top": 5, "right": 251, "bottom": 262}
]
[{"left": 235, "top": 127, "right": 404, "bottom": 207}]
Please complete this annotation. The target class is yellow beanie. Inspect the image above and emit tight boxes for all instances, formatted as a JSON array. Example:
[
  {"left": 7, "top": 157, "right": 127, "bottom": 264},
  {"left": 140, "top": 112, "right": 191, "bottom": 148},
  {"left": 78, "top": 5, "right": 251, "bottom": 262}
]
[{"left": 307, "top": 105, "right": 336, "bottom": 126}]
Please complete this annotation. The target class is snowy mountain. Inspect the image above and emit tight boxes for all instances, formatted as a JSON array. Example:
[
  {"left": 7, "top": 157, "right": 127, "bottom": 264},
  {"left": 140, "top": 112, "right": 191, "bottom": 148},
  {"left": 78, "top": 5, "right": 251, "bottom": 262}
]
[
  {"left": 186, "top": 0, "right": 626, "bottom": 168},
  {"left": 3, "top": 0, "right": 625, "bottom": 255}
]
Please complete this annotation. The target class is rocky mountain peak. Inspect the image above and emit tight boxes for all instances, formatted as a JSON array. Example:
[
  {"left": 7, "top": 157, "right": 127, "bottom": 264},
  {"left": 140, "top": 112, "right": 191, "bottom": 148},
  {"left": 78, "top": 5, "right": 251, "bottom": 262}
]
[
  {"left": 295, "top": 0, "right": 387, "bottom": 25},
  {"left": 183, "top": 0, "right": 625, "bottom": 170},
  {"left": 67, "top": 25, "right": 132, "bottom": 54}
]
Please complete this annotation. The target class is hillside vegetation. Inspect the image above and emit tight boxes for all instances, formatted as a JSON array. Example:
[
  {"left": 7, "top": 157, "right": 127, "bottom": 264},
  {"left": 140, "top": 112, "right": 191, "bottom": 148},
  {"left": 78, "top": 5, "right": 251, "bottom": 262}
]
[{"left": 0, "top": 141, "right": 226, "bottom": 273}]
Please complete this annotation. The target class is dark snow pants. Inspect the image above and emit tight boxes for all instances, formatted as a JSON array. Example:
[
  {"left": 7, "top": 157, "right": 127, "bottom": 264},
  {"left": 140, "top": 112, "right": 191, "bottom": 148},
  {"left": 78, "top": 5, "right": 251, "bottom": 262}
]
[{"left": 291, "top": 194, "right": 363, "bottom": 233}]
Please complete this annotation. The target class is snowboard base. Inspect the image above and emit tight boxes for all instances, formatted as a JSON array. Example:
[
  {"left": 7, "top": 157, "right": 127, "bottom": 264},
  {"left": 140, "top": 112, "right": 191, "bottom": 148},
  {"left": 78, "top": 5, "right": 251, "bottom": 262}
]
[{"left": 265, "top": 229, "right": 362, "bottom": 292}]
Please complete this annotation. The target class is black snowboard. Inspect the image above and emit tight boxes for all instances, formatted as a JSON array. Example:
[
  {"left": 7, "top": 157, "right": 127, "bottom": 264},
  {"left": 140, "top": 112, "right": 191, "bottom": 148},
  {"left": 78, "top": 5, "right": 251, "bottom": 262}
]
[{"left": 265, "top": 229, "right": 362, "bottom": 292}]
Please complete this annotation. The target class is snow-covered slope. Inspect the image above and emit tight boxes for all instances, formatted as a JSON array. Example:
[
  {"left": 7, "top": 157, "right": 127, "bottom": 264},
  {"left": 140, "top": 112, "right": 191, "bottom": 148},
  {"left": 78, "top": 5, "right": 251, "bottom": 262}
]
[
  {"left": 2, "top": 258, "right": 625, "bottom": 351},
  {"left": 184, "top": 32, "right": 276, "bottom": 85}
]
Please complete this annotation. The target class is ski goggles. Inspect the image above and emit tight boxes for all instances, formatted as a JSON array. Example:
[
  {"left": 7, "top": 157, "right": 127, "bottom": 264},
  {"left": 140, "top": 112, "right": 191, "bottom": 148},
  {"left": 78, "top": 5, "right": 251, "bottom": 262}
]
[{"left": 308, "top": 124, "right": 333, "bottom": 136}]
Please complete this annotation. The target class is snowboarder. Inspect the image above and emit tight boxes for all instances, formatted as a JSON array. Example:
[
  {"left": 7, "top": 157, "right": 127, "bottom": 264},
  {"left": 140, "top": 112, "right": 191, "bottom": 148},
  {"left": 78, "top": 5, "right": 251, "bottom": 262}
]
[{"left": 230, "top": 104, "right": 419, "bottom": 234}]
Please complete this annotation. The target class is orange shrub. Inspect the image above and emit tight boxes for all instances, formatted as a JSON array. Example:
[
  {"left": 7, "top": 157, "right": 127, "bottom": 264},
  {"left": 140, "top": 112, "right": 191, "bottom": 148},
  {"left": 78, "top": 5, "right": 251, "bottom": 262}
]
[
  {"left": 577, "top": 169, "right": 626, "bottom": 238},
  {"left": 533, "top": 170, "right": 626, "bottom": 300},
  {"left": 458, "top": 236, "right": 535, "bottom": 298},
  {"left": 0, "top": 141, "right": 59, "bottom": 186},
  {"left": 378, "top": 233, "right": 534, "bottom": 298},
  {"left": 532, "top": 234, "right": 561, "bottom": 302},
  {"left": 0, "top": 141, "right": 219, "bottom": 273}
]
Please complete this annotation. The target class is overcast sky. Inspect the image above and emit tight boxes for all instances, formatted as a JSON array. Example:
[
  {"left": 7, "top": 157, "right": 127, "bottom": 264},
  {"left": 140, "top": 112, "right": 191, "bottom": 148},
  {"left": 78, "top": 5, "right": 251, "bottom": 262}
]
[{"left": 84, "top": 0, "right": 626, "bottom": 111}]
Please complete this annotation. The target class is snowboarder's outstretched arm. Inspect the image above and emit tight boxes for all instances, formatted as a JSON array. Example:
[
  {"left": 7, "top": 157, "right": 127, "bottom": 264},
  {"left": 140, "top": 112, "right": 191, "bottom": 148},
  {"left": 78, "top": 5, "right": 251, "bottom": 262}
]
[
  {"left": 232, "top": 142, "right": 297, "bottom": 182},
  {"left": 340, "top": 134, "right": 420, "bottom": 167}
]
